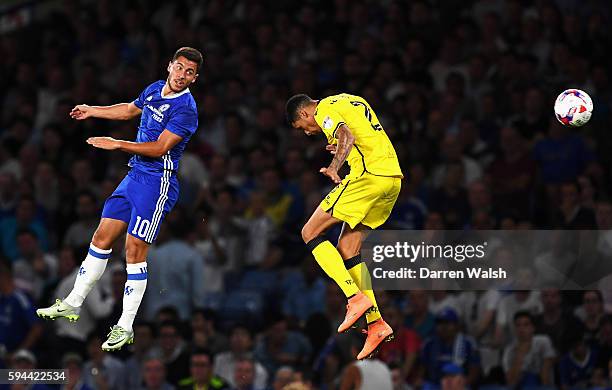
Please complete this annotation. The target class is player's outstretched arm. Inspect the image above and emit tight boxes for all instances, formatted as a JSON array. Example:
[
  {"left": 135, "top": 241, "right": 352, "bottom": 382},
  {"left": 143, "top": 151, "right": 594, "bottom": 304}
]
[
  {"left": 86, "top": 129, "right": 182, "bottom": 158},
  {"left": 70, "top": 102, "right": 142, "bottom": 121},
  {"left": 320, "top": 124, "right": 354, "bottom": 184}
]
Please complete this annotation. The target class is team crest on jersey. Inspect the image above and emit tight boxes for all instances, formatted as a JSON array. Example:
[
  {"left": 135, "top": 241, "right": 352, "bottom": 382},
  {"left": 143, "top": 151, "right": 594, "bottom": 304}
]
[
  {"left": 322, "top": 116, "right": 334, "bottom": 130},
  {"left": 146, "top": 103, "right": 168, "bottom": 123}
]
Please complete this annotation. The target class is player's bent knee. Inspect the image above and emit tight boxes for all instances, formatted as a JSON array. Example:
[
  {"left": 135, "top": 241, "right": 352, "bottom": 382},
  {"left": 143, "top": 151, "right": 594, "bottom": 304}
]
[{"left": 91, "top": 230, "right": 113, "bottom": 250}]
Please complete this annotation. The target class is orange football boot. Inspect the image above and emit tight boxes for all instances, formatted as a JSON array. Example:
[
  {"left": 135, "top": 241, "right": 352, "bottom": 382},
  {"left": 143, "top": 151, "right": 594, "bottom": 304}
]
[
  {"left": 356, "top": 318, "right": 394, "bottom": 360},
  {"left": 337, "top": 291, "right": 373, "bottom": 333}
]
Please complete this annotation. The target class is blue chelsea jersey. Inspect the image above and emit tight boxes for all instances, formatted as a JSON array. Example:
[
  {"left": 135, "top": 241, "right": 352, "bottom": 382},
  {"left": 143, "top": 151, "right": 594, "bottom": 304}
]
[{"left": 130, "top": 80, "right": 198, "bottom": 177}]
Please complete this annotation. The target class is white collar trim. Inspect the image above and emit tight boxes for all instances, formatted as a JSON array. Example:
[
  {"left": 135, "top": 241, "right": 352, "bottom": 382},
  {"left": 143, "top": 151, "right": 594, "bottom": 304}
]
[{"left": 161, "top": 85, "right": 190, "bottom": 99}]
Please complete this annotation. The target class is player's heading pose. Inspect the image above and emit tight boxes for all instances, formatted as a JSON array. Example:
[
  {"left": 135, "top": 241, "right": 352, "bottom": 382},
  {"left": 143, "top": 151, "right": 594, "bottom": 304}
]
[
  {"left": 37, "top": 47, "right": 203, "bottom": 351},
  {"left": 286, "top": 93, "right": 403, "bottom": 359}
]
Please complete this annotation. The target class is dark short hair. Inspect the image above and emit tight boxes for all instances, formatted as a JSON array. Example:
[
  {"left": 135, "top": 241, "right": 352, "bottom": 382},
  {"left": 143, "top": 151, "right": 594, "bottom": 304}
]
[
  {"left": 285, "top": 94, "right": 313, "bottom": 125},
  {"left": 172, "top": 47, "right": 204, "bottom": 72},
  {"left": 235, "top": 357, "right": 255, "bottom": 367},
  {"left": 584, "top": 289, "right": 604, "bottom": 303},
  {"left": 513, "top": 310, "right": 534, "bottom": 324},
  {"left": 134, "top": 321, "right": 157, "bottom": 338},
  {"left": 159, "top": 320, "right": 181, "bottom": 333},
  {"left": 76, "top": 190, "right": 97, "bottom": 203},
  {"left": 230, "top": 324, "right": 254, "bottom": 339},
  {"left": 16, "top": 228, "right": 38, "bottom": 240},
  {"left": 191, "top": 348, "right": 213, "bottom": 361},
  {"left": 157, "top": 305, "right": 180, "bottom": 321},
  {"left": 192, "top": 308, "right": 218, "bottom": 327},
  {"left": 0, "top": 259, "right": 12, "bottom": 276}
]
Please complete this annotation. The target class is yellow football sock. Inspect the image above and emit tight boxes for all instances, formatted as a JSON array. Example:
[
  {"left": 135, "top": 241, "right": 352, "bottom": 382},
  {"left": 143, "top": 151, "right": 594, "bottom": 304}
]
[
  {"left": 308, "top": 238, "right": 359, "bottom": 298},
  {"left": 346, "top": 255, "right": 381, "bottom": 323}
]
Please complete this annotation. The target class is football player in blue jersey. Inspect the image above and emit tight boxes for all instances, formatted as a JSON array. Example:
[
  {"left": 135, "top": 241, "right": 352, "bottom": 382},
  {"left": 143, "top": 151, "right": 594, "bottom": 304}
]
[{"left": 37, "top": 47, "right": 203, "bottom": 351}]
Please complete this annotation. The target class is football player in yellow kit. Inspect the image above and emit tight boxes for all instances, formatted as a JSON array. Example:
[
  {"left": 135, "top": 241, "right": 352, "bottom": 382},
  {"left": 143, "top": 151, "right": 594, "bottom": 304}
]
[{"left": 286, "top": 93, "right": 403, "bottom": 359}]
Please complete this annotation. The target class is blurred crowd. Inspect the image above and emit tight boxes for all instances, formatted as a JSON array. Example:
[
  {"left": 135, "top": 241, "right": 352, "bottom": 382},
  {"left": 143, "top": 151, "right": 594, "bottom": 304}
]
[{"left": 1, "top": 0, "right": 612, "bottom": 389}]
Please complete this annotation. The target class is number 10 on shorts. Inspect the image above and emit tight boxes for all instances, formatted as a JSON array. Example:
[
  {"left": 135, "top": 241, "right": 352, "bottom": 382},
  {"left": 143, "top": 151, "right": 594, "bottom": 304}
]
[{"left": 132, "top": 216, "right": 151, "bottom": 238}]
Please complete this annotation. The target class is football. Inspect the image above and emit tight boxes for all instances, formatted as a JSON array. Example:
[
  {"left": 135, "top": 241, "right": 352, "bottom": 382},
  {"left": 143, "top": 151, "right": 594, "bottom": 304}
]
[{"left": 554, "top": 89, "right": 593, "bottom": 127}]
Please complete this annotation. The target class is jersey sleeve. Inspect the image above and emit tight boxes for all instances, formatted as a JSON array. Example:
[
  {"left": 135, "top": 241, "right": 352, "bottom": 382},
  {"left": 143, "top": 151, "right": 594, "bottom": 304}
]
[
  {"left": 315, "top": 103, "right": 346, "bottom": 142},
  {"left": 166, "top": 106, "right": 198, "bottom": 139},
  {"left": 133, "top": 85, "right": 150, "bottom": 109}
]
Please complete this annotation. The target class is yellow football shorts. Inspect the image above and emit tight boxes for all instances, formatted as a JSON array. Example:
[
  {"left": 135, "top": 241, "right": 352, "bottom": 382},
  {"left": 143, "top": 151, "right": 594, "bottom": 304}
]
[{"left": 320, "top": 173, "right": 401, "bottom": 229}]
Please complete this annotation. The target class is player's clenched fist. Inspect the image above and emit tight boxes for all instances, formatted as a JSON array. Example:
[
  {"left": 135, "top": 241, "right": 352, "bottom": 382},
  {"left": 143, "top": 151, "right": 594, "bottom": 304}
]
[
  {"left": 87, "top": 137, "right": 121, "bottom": 150},
  {"left": 70, "top": 104, "right": 92, "bottom": 120}
]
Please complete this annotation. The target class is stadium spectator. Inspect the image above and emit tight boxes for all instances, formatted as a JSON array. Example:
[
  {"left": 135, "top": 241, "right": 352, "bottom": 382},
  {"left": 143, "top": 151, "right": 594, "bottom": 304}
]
[
  {"left": 593, "top": 314, "right": 612, "bottom": 386},
  {"left": 282, "top": 257, "right": 326, "bottom": 324},
  {"left": 33, "top": 161, "right": 60, "bottom": 216},
  {"left": 495, "top": 290, "right": 542, "bottom": 346},
  {"left": 533, "top": 119, "right": 595, "bottom": 186},
  {"left": 191, "top": 309, "right": 229, "bottom": 356},
  {"left": 390, "top": 362, "right": 413, "bottom": 390},
  {"left": 254, "top": 314, "right": 312, "bottom": 378},
  {"left": 429, "top": 291, "right": 462, "bottom": 318},
  {"left": 13, "top": 228, "right": 58, "bottom": 302},
  {"left": 405, "top": 289, "right": 436, "bottom": 340},
  {"left": 213, "top": 325, "right": 268, "bottom": 389},
  {"left": 0, "top": 260, "right": 42, "bottom": 353},
  {"left": 0, "top": 196, "right": 48, "bottom": 261},
  {"left": 0, "top": 172, "right": 18, "bottom": 217},
  {"left": 63, "top": 191, "right": 100, "bottom": 251},
  {"left": 143, "top": 216, "right": 206, "bottom": 321},
  {"left": 457, "top": 289, "right": 502, "bottom": 377},
  {"left": 82, "top": 333, "right": 126, "bottom": 390},
  {"left": 377, "top": 305, "right": 420, "bottom": 381},
  {"left": 386, "top": 164, "right": 429, "bottom": 230},
  {"left": 232, "top": 357, "right": 264, "bottom": 390},
  {"left": 193, "top": 217, "right": 228, "bottom": 295},
  {"left": 429, "top": 162, "right": 470, "bottom": 228},
  {"left": 272, "top": 366, "right": 295, "bottom": 390},
  {"left": 124, "top": 322, "right": 157, "bottom": 390},
  {"left": 502, "top": 311, "right": 555, "bottom": 388},
  {"left": 234, "top": 191, "right": 276, "bottom": 268},
  {"left": 440, "top": 363, "right": 468, "bottom": 390},
  {"left": 534, "top": 288, "right": 583, "bottom": 354},
  {"left": 340, "top": 336, "right": 393, "bottom": 390},
  {"left": 555, "top": 180, "right": 597, "bottom": 229},
  {"left": 61, "top": 352, "right": 93, "bottom": 390},
  {"left": 152, "top": 321, "right": 190, "bottom": 387},
  {"left": 178, "top": 349, "right": 230, "bottom": 390},
  {"left": 140, "top": 356, "right": 175, "bottom": 390},
  {"left": 432, "top": 133, "right": 483, "bottom": 189},
  {"left": 486, "top": 126, "right": 536, "bottom": 220},
  {"left": 575, "top": 290, "right": 607, "bottom": 347},
  {"left": 419, "top": 308, "right": 480, "bottom": 387},
  {"left": 558, "top": 329, "right": 598, "bottom": 390}
]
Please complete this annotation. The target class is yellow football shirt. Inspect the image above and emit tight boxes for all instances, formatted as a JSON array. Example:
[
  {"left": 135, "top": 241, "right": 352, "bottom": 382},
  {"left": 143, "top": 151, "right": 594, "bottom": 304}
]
[{"left": 314, "top": 93, "right": 403, "bottom": 178}]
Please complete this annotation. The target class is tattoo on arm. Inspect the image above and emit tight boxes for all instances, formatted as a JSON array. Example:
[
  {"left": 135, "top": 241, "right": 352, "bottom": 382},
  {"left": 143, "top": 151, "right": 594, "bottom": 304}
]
[{"left": 329, "top": 125, "right": 355, "bottom": 171}]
